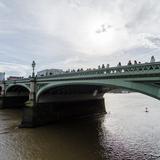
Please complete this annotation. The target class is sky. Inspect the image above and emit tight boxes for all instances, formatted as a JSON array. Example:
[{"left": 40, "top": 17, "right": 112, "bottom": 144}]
[{"left": 0, "top": 0, "right": 160, "bottom": 77}]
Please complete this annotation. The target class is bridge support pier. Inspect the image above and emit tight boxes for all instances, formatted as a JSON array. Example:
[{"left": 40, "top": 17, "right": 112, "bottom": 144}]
[
  {"left": 20, "top": 98, "right": 106, "bottom": 127},
  {"left": 0, "top": 82, "right": 6, "bottom": 109},
  {"left": 20, "top": 108, "right": 37, "bottom": 127},
  {"left": 36, "top": 98, "right": 106, "bottom": 125},
  {"left": 0, "top": 96, "right": 5, "bottom": 109},
  {"left": 20, "top": 78, "right": 37, "bottom": 127}
]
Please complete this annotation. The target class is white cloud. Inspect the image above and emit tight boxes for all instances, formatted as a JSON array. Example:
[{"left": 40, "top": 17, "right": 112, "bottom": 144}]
[
  {"left": 0, "top": 0, "right": 160, "bottom": 77},
  {"left": 0, "top": 61, "right": 30, "bottom": 78}
]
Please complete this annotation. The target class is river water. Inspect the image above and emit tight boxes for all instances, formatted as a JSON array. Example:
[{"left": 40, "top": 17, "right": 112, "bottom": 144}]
[{"left": 0, "top": 93, "right": 160, "bottom": 160}]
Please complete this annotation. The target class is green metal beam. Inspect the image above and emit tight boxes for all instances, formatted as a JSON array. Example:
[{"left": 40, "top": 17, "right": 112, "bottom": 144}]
[{"left": 36, "top": 79, "right": 160, "bottom": 101}]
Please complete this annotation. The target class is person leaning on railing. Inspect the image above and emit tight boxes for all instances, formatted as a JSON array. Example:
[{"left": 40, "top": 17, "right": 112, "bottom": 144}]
[
  {"left": 127, "top": 60, "right": 132, "bottom": 65},
  {"left": 150, "top": 56, "right": 155, "bottom": 63},
  {"left": 102, "top": 64, "right": 105, "bottom": 69},
  {"left": 134, "top": 60, "right": 137, "bottom": 64},
  {"left": 117, "top": 62, "right": 121, "bottom": 67}
]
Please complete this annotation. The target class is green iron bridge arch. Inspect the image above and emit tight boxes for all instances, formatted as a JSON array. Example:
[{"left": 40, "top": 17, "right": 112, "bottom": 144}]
[
  {"left": 5, "top": 84, "right": 31, "bottom": 94},
  {"left": 36, "top": 79, "right": 160, "bottom": 101},
  {"left": 0, "top": 61, "right": 160, "bottom": 127}
]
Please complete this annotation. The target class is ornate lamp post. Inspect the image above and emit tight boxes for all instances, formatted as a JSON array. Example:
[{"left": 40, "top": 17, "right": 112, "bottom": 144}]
[{"left": 32, "top": 60, "right": 36, "bottom": 77}]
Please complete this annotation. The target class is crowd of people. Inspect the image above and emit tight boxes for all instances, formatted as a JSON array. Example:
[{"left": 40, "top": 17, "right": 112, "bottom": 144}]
[
  {"left": 64, "top": 56, "right": 156, "bottom": 73},
  {"left": 117, "top": 56, "right": 155, "bottom": 67}
]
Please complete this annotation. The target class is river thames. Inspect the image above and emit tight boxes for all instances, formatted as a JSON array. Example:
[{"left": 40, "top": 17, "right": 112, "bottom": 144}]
[{"left": 0, "top": 93, "right": 160, "bottom": 160}]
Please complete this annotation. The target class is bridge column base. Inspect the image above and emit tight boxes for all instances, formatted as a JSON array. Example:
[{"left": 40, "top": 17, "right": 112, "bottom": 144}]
[
  {"left": 0, "top": 96, "right": 5, "bottom": 109},
  {"left": 19, "top": 107, "right": 36, "bottom": 128},
  {"left": 20, "top": 98, "right": 106, "bottom": 127}
]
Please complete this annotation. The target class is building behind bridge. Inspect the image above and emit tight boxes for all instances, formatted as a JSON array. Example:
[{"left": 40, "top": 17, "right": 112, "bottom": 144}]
[
  {"left": 0, "top": 72, "right": 5, "bottom": 81},
  {"left": 37, "top": 69, "right": 64, "bottom": 77},
  {"left": 7, "top": 76, "right": 24, "bottom": 81}
]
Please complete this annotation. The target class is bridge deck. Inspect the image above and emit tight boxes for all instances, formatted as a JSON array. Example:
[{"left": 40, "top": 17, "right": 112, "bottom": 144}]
[{"left": 4, "top": 62, "right": 160, "bottom": 83}]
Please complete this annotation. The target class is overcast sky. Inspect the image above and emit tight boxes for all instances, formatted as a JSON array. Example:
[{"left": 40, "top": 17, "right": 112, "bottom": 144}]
[{"left": 0, "top": 0, "right": 160, "bottom": 77}]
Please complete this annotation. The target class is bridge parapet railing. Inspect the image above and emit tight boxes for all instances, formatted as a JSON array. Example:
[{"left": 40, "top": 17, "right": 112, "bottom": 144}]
[
  {"left": 3, "top": 62, "right": 160, "bottom": 84},
  {"left": 5, "top": 78, "right": 30, "bottom": 84},
  {"left": 37, "top": 62, "right": 160, "bottom": 80},
  {"left": 99, "top": 62, "right": 160, "bottom": 75}
]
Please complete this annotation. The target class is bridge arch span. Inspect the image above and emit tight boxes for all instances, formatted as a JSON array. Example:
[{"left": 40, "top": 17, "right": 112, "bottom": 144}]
[
  {"left": 37, "top": 80, "right": 160, "bottom": 101},
  {"left": 5, "top": 84, "right": 30, "bottom": 95},
  {"left": 5, "top": 84, "right": 30, "bottom": 108},
  {"left": 37, "top": 83, "right": 112, "bottom": 103},
  {"left": 37, "top": 82, "right": 112, "bottom": 103},
  {"left": 36, "top": 82, "right": 110, "bottom": 124},
  {"left": 34, "top": 80, "right": 160, "bottom": 126}
]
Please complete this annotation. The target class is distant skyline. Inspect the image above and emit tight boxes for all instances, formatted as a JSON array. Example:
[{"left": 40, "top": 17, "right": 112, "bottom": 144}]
[{"left": 0, "top": 0, "right": 160, "bottom": 77}]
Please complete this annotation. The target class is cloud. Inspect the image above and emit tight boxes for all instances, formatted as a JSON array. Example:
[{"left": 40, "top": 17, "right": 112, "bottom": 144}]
[
  {"left": 0, "top": 0, "right": 159, "bottom": 77},
  {"left": 0, "top": 61, "right": 30, "bottom": 78}
]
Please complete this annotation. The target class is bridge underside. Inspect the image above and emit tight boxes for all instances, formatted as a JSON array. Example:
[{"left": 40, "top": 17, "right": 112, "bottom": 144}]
[
  {"left": 4, "top": 85, "right": 29, "bottom": 108},
  {"left": 38, "top": 84, "right": 113, "bottom": 102},
  {"left": 21, "top": 85, "right": 114, "bottom": 127},
  {"left": 21, "top": 79, "right": 160, "bottom": 127}
]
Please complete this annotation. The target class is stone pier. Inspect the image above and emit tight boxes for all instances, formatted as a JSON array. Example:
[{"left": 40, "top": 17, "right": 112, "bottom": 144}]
[{"left": 20, "top": 98, "right": 106, "bottom": 127}]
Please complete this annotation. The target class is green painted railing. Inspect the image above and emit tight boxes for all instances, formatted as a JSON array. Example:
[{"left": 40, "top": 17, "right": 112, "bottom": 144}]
[
  {"left": 37, "top": 62, "right": 160, "bottom": 79},
  {"left": 4, "top": 61, "right": 160, "bottom": 83}
]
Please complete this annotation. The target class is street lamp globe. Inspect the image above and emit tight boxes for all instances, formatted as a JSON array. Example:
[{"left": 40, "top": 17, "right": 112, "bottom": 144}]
[
  {"left": 32, "top": 60, "right": 36, "bottom": 68},
  {"left": 32, "top": 60, "right": 36, "bottom": 77}
]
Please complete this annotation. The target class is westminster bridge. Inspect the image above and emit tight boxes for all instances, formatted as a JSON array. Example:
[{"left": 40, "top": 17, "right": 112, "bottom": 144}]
[{"left": 0, "top": 61, "right": 160, "bottom": 127}]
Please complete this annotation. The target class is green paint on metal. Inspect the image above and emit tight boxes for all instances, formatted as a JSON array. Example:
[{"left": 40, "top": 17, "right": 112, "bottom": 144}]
[
  {"left": 36, "top": 79, "right": 160, "bottom": 101},
  {"left": 36, "top": 83, "right": 49, "bottom": 91},
  {"left": 5, "top": 84, "right": 31, "bottom": 93},
  {"left": 0, "top": 62, "right": 160, "bottom": 102}
]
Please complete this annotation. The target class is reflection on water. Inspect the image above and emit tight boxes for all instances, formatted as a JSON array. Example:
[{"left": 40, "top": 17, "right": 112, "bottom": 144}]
[{"left": 0, "top": 93, "right": 160, "bottom": 160}]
